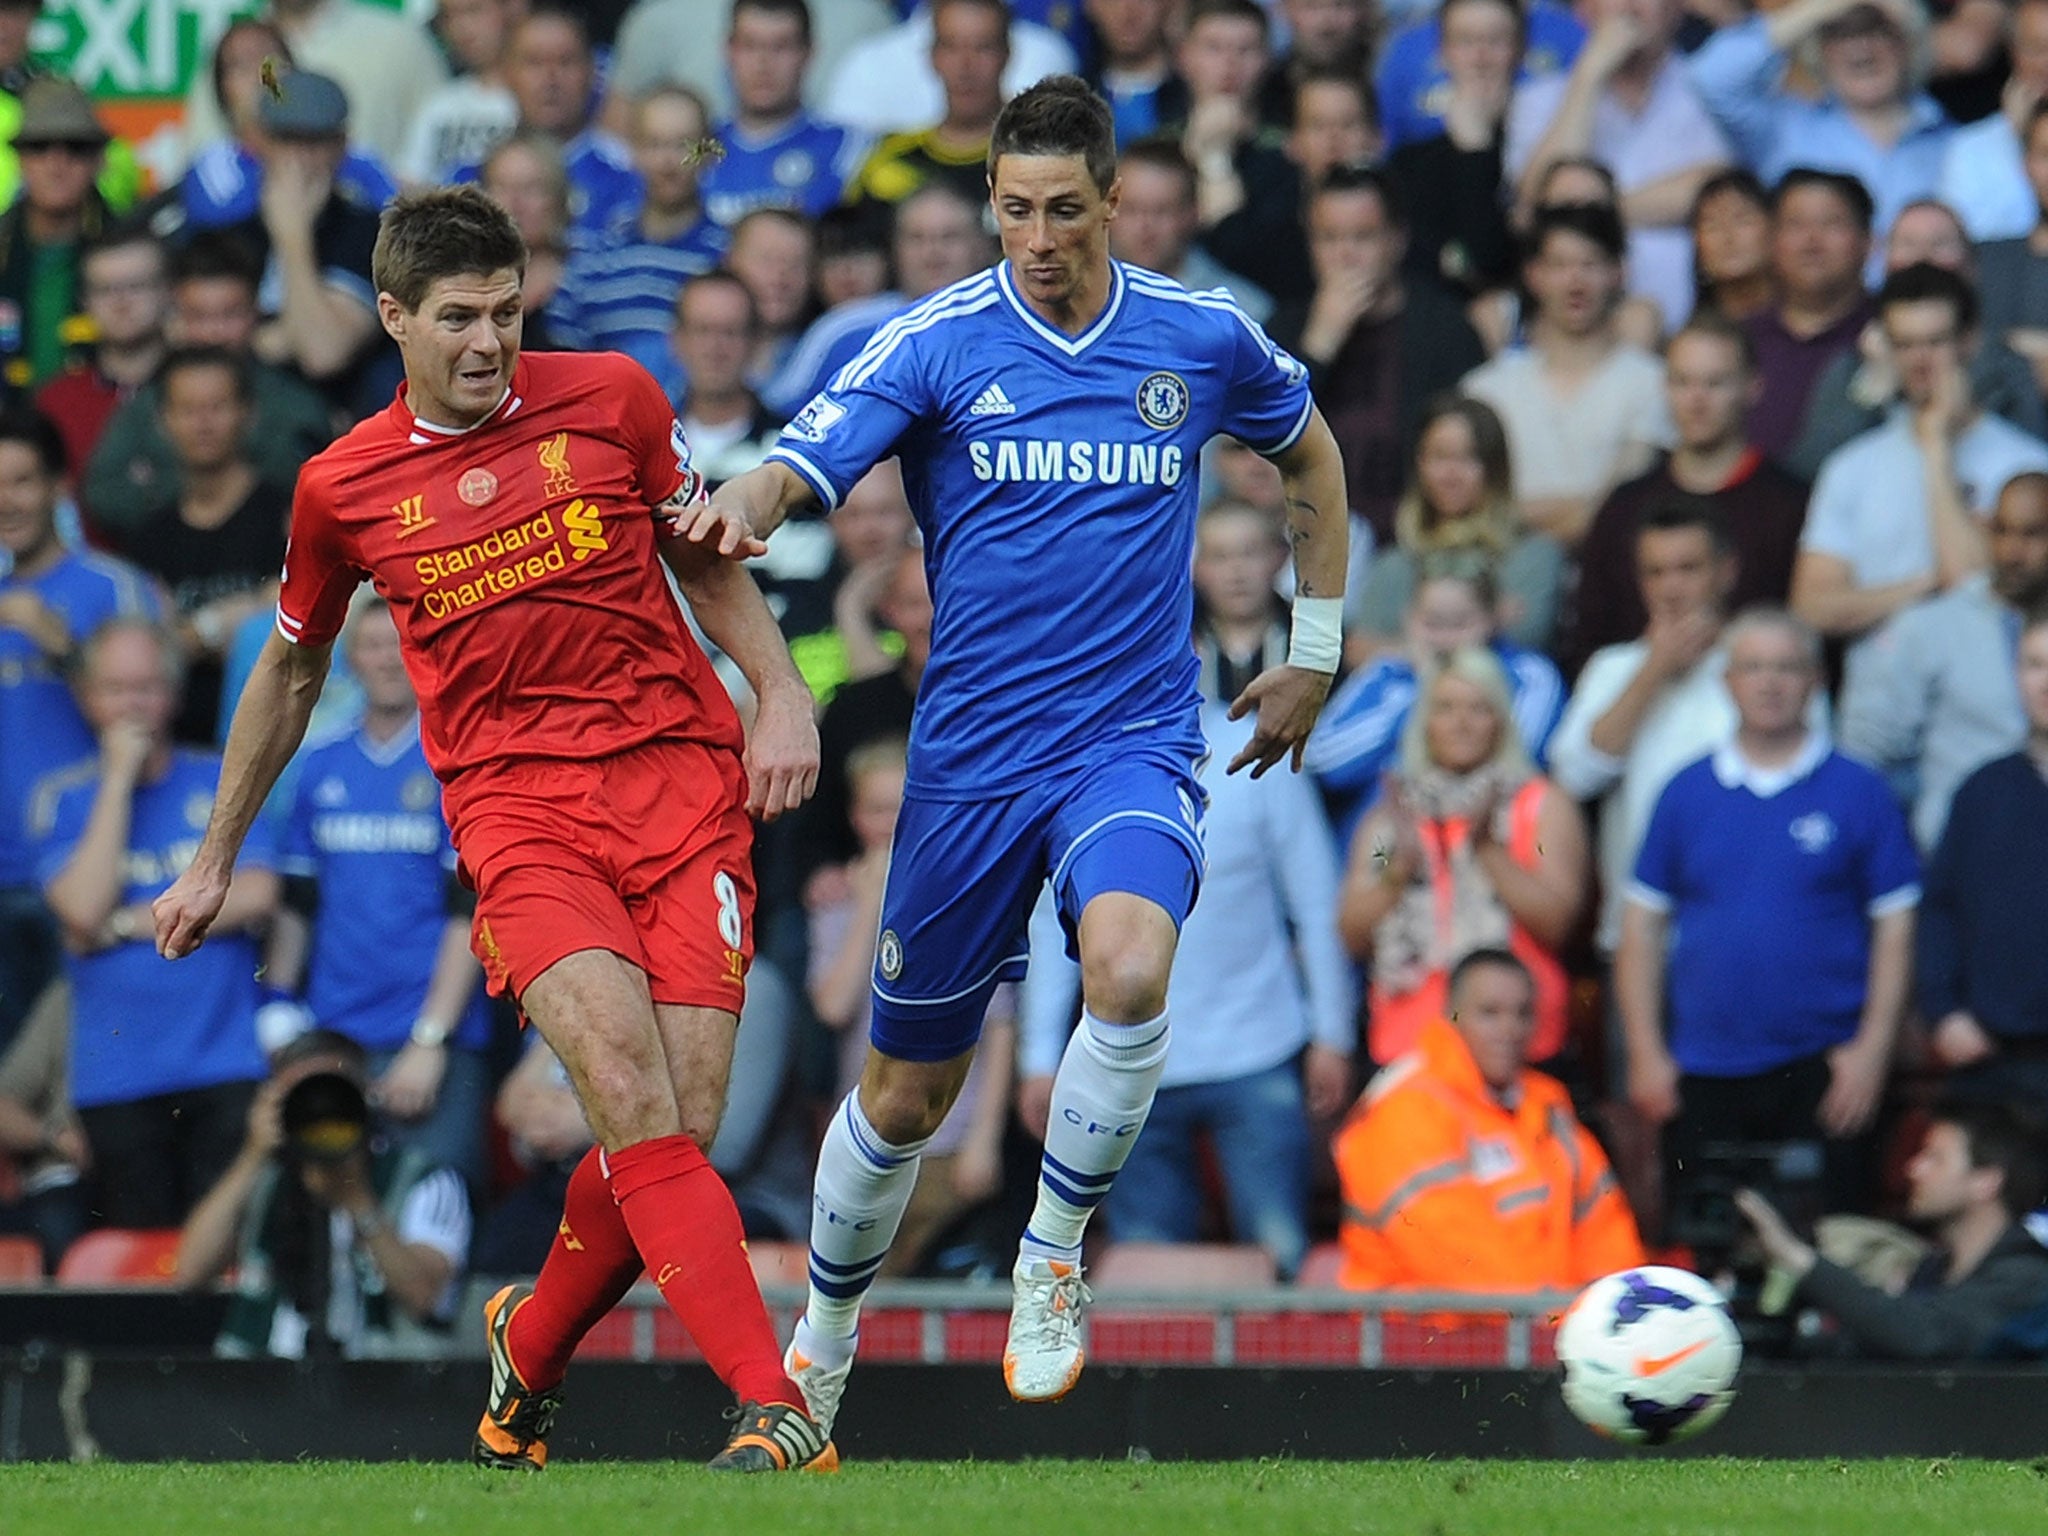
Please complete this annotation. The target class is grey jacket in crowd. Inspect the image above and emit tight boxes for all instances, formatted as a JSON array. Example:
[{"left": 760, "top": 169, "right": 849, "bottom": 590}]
[{"left": 1798, "top": 1222, "right": 2048, "bottom": 1360}]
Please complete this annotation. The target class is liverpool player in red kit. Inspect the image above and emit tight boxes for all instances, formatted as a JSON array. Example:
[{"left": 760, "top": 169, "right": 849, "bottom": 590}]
[{"left": 152, "top": 187, "right": 835, "bottom": 1473}]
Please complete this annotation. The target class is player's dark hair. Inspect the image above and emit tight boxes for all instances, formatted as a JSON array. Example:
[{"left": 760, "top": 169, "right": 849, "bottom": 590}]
[
  {"left": 1186, "top": 0, "right": 1270, "bottom": 38},
  {"left": 157, "top": 344, "right": 253, "bottom": 406},
  {"left": 990, "top": 74, "right": 1118, "bottom": 196},
  {"left": 1118, "top": 135, "right": 1198, "bottom": 203},
  {"left": 1930, "top": 1100, "right": 2048, "bottom": 1219},
  {"left": 677, "top": 268, "right": 759, "bottom": 333},
  {"left": 1448, "top": 947, "right": 1533, "bottom": 1005},
  {"left": 731, "top": 0, "right": 812, "bottom": 45},
  {"left": 1312, "top": 162, "right": 1406, "bottom": 229},
  {"left": 1771, "top": 166, "right": 1876, "bottom": 234},
  {"left": 1525, "top": 200, "right": 1626, "bottom": 265},
  {"left": 0, "top": 407, "right": 67, "bottom": 478},
  {"left": 1877, "top": 260, "right": 1979, "bottom": 336},
  {"left": 170, "top": 229, "right": 264, "bottom": 293},
  {"left": 1638, "top": 497, "right": 1735, "bottom": 556},
  {"left": 1669, "top": 309, "right": 1758, "bottom": 373},
  {"left": 373, "top": 185, "right": 528, "bottom": 312}
]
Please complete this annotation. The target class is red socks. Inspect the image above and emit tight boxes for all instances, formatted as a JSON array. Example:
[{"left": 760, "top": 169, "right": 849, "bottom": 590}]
[
  {"left": 507, "top": 1145, "right": 642, "bottom": 1389},
  {"left": 605, "top": 1133, "right": 802, "bottom": 1409}
]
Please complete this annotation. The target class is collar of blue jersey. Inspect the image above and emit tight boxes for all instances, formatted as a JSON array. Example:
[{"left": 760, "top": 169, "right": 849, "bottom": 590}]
[
  {"left": 995, "top": 257, "right": 1126, "bottom": 358},
  {"left": 354, "top": 713, "right": 422, "bottom": 768},
  {"left": 1711, "top": 727, "right": 1831, "bottom": 799}
]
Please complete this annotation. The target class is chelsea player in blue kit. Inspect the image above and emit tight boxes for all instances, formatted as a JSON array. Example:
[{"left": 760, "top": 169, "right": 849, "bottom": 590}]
[{"left": 692, "top": 76, "right": 1352, "bottom": 1436}]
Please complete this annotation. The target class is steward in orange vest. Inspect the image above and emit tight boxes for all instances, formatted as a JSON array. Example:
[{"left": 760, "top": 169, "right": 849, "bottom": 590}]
[{"left": 1335, "top": 949, "right": 1643, "bottom": 1292}]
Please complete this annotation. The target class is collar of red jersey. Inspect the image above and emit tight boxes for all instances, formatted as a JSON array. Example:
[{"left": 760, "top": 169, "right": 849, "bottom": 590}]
[{"left": 397, "top": 378, "right": 524, "bottom": 446}]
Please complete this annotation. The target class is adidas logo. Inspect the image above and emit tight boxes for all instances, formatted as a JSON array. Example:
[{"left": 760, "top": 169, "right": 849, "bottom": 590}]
[{"left": 969, "top": 382, "right": 1018, "bottom": 416}]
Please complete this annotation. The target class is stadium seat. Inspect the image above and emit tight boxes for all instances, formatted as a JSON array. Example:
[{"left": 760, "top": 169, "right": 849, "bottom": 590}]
[
  {"left": 55, "top": 1227, "right": 183, "bottom": 1285},
  {"left": 0, "top": 1235, "right": 42, "bottom": 1281},
  {"left": 1295, "top": 1242, "right": 1346, "bottom": 1289},
  {"left": 1092, "top": 1242, "right": 1277, "bottom": 1291}
]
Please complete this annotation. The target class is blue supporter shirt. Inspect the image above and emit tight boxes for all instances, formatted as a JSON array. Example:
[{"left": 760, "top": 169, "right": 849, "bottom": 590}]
[
  {"left": 766, "top": 259, "right": 1313, "bottom": 799},
  {"left": 1377, "top": 3, "right": 1586, "bottom": 152},
  {"left": 547, "top": 205, "right": 729, "bottom": 357},
  {"left": 1629, "top": 736, "right": 1921, "bottom": 1078},
  {"left": 702, "top": 114, "right": 868, "bottom": 228},
  {"left": 278, "top": 717, "right": 489, "bottom": 1055},
  {"left": 31, "top": 749, "right": 272, "bottom": 1108},
  {"left": 0, "top": 550, "right": 159, "bottom": 887},
  {"left": 181, "top": 141, "right": 398, "bottom": 227}
]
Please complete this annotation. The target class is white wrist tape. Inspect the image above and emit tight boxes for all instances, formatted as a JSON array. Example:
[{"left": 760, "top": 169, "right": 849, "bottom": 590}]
[{"left": 1287, "top": 596, "right": 1344, "bottom": 674}]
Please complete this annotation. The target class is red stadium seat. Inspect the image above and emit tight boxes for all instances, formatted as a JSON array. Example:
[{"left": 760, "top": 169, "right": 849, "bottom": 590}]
[
  {"left": 0, "top": 1235, "right": 42, "bottom": 1281},
  {"left": 1092, "top": 1242, "right": 1277, "bottom": 1291},
  {"left": 55, "top": 1228, "right": 183, "bottom": 1285},
  {"left": 1295, "top": 1242, "right": 1346, "bottom": 1289}
]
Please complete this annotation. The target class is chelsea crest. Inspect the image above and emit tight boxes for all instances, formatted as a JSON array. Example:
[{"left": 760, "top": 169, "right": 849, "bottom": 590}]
[{"left": 1135, "top": 371, "right": 1189, "bottom": 430}]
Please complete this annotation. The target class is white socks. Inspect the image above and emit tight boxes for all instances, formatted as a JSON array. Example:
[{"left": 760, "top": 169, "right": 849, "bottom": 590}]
[
  {"left": 1019, "top": 1009, "right": 1170, "bottom": 1266},
  {"left": 800, "top": 1093, "right": 928, "bottom": 1361}
]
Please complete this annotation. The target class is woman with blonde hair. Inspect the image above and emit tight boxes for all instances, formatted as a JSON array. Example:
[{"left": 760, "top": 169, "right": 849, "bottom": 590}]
[
  {"left": 1349, "top": 394, "right": 1564, "bottom": 654},
  {"left": 1338, "top": 644, "right": 1589, "bottom": 1066}
]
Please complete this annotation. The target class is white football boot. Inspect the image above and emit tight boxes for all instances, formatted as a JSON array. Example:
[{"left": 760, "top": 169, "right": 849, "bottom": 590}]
[{"left": 1003, "top": 1255, "right": 1090, "bottom": 1402}]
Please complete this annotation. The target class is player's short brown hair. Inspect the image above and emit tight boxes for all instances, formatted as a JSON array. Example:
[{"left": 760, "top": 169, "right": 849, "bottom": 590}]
[
  {"left": 373, "top": 185, "right": 527, "bottom": 313},
  {"left": 989, "top": 75, "right": 1117, "bottom": 196}
]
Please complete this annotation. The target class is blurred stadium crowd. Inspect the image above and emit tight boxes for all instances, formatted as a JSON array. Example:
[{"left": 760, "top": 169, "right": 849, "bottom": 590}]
[{"left": 6, "top": 0, "right": 2048, "bottom": 1368}]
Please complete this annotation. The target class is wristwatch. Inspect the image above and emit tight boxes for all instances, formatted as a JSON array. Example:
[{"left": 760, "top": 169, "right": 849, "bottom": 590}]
[{"left": 409, "top": 1015, "right": 452, "bottom": 1049}]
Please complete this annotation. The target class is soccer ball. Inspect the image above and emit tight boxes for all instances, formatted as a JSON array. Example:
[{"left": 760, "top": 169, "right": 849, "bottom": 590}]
[{"left": 1555, "top": 1265, "right": 1743, "bottom": 1446}]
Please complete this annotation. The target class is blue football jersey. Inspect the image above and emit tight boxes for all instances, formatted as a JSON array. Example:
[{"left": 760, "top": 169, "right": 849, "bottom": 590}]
[
  {"left": 280, "top": 719, "right": 490, "bottom": 1055},
  {"left": 766, "top": 259, "right": 1313, "bottom": 799},
  {"left": 32, "top": 750, "right": 271, "bottom": 1107},
  {"left": 703, "top": 114, "right": 869, "bottom": 228},
  {"left": 0, "top": 550, "right": 160, "bottom": 886}
]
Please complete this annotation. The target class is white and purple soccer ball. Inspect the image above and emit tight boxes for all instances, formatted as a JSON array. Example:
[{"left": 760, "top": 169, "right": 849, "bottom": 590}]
[{"left": 1555, "top": 1265, "right": 1743, "bottom": 1446}]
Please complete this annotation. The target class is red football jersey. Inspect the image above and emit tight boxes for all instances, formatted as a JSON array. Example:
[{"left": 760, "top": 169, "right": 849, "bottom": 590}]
[{"left": 277, "top": 351, "right": 742, "bottom": 780}]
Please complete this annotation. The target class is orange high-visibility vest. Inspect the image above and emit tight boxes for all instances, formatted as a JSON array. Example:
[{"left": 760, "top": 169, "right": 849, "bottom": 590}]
[{"left": 1334, "top": 1016, "right": 1643, "bottom": 1293}]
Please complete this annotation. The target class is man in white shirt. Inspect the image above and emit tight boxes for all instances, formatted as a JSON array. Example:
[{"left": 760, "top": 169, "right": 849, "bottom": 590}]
[
  {"left": 397, "top": 0, "right": 520, "bottom": 187},
  {"left": 822, "top": 2, "right": 1078, "bottom": 136},
  {"left": 1462, "top": 203, "right": 1674, "bottom": 546},
  {"left": 1506, "top": 0, "right": 1732, "bottom": 330},
  {"left": 1015, "top": 704, "right": 1355, "bottom": 1281},
  {"left": 1793, "top": 262, "right": 2048, "bottom": 667}
]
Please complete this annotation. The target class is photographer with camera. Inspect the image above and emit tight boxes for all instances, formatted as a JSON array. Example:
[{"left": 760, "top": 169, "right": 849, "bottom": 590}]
[
  {"left": 175, "top": 1030, "right": 470, "bottom": 1360},
  {"left": 1735, "top": 1101, "right": 2048, "bottom": 1359}
]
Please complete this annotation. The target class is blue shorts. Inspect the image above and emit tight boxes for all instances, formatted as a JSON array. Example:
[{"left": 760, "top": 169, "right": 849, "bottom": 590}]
[{"left": 868, "top": 750, "right": 1207, "bottom": 1063}]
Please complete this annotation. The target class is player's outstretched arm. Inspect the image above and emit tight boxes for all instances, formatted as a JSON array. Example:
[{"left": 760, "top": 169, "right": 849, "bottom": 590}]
[
  {"left": 677, "top": 461, "right": 817, "bottom": 559},
  {"left": 661, "top": 540, "right": 821, "bottom": 821},
  {"left": 1229, "top": 406, "right": 1351, "bottom": 777},
  {"left": 154, "top": 631, "right": 333, "bottom": 959}
]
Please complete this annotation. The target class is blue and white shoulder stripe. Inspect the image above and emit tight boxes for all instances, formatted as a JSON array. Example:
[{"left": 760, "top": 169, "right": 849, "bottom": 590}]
[{"left": 830, "top": 269, "right": 1002, "bottom": 395}]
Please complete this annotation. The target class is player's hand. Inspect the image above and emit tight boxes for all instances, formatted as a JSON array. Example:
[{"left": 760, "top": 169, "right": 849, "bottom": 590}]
[
  {"left": 1227, "top": 664, "right": 1333, "bottom": 777},
  {"left": 1626, "top": 1045, "right": 1681, "bottom": 1126},
  {"left": 373, "top": 1041, "right": 447, "bottom": 1121},
  {"left": 154, "top": 860, "right": 231, "bottom": 960},
  {"left": 1302, "top": 1044, "right": 1354, "bottom": 1121},
  {"left": 1818, "top": 1035, "right": 1888, "bottom": 1138},
  {"left": 744, "top": 683, "right": 820, "bottom": 821},
  {"left": 1015, "top": 1074, "right": 1054, "bottom": 1142},
  {"left": 682, "top": 487, "right": 771, "bottom": 560}
]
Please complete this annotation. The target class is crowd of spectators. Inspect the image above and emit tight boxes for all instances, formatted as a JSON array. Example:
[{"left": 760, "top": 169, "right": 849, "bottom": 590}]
[{"left": 4, "top": 0, "right": 2048, "bottom": 1364}]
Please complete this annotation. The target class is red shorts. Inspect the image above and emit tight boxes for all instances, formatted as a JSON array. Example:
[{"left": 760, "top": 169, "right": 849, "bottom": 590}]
[{"left": 443, "top": 736, "right": 756, "bottom": 1013}]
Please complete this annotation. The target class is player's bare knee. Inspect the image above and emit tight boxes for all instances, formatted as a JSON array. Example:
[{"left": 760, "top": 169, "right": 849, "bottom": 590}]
[
  {"left": 576, "top": 1058, "right": 681, "bottom": 1146},
  {"left": 1080, "top": 947, "right": 1170, "bottom": 1024},
  {"left": 860, "top": 1057, "right": 967, "bottom": 1145}
]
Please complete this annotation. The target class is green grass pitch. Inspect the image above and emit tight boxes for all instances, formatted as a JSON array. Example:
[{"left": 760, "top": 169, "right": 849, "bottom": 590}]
[{"left": 2, "top": 1460, "right": 2044, "bottom": 1536}]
